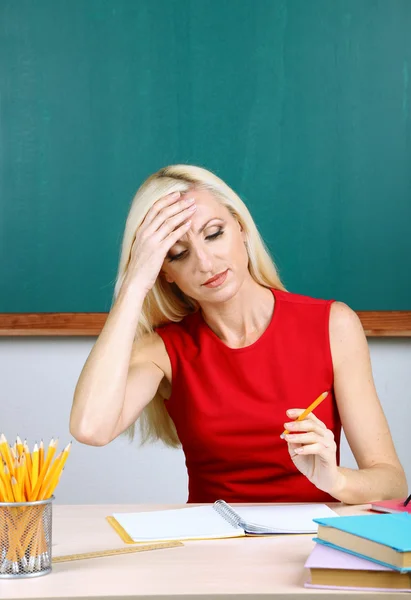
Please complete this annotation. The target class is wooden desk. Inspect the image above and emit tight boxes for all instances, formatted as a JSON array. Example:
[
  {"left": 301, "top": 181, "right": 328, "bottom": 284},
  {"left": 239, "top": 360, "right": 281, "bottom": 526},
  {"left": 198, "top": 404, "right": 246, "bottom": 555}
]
[{"left": 0, "top": 504, "right": 404, "bottom": 600}]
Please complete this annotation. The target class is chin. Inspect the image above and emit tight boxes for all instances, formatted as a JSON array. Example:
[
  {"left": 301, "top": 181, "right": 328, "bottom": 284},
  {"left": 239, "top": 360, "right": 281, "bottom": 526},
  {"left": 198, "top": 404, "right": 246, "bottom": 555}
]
[{"left": 199, "top": 274, "right": 243, "bottom": 304}]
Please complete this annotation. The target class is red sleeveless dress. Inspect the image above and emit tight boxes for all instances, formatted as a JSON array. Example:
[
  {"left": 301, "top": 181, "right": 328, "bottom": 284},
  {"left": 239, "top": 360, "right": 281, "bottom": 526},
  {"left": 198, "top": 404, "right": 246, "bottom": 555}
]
[{"left": 155, "top": 289, "right": 341, "bottom": 503}]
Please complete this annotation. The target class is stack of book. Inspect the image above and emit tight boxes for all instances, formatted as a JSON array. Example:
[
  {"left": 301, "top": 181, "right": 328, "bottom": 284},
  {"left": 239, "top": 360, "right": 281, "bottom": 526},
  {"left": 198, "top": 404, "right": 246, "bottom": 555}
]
[{"left": 304, "top": 507, "right": 411, "bottom": 592}]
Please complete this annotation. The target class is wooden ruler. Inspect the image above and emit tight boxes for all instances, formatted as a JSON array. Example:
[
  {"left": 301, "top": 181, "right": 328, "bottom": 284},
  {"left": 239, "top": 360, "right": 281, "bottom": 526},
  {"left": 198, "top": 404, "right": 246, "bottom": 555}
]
[{"left": 52, "top": 540, "right": 183, "bottom": 563}]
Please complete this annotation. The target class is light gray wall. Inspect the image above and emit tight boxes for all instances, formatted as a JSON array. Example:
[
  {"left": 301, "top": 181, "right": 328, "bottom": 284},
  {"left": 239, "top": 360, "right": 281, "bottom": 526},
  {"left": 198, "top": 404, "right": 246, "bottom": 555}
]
[{"left": 0, "top": 337, "right": 409, "bottom": 504}]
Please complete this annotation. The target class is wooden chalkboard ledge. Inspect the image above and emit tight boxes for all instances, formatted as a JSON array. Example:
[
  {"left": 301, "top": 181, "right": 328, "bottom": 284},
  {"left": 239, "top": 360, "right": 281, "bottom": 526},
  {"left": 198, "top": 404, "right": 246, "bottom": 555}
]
[{"left": 0, "top": 312, "right": 410, "bottom": 337}]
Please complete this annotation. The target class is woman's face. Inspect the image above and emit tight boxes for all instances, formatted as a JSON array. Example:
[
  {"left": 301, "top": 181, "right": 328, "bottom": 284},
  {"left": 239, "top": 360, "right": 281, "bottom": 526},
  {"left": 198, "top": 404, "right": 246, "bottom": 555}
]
[{"left": 161, "top": 189, "right": 250, "bottom": 304}]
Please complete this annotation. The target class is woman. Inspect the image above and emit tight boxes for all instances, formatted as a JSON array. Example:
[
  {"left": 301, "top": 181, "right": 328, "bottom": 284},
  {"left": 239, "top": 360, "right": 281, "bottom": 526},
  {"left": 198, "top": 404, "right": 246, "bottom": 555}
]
[{"left": 70, "top": 165, "right": 407, "bottom": 504}]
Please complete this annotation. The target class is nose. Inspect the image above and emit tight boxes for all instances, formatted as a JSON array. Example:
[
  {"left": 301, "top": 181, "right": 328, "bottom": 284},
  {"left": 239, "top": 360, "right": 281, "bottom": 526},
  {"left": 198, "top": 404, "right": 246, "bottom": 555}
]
[{"left": 192, "top": 244, "right": 214, "bottom": 274}]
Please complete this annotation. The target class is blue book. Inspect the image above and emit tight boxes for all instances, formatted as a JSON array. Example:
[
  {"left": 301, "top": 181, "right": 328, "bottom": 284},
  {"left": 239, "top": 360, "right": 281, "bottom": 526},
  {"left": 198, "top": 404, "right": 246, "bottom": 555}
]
[{"left": 313, "top": 513, "right": 411, "bottom": 573}]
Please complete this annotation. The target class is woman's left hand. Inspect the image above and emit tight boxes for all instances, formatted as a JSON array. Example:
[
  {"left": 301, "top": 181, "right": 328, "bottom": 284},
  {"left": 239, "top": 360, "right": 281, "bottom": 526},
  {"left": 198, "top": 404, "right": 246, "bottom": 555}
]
[{"left": 282, "top": 409, "right": 341, "bottom": 495}]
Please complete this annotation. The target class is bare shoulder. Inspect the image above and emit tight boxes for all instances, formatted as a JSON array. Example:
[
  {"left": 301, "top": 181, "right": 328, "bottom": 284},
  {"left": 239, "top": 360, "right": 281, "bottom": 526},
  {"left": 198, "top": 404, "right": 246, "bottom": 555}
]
[
  {"left": 329, "top": 301, "right": 364, "bottom": 335},
  {"left": 130, "top": 331, "right": 171, "bottom": 381},
  {"left": 329, "top": 301, "right": 368, "bottom": 365}
]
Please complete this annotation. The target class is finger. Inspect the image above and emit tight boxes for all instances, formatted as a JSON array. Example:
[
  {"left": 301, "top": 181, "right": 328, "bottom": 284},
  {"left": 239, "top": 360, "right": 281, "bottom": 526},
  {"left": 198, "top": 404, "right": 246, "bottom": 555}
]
[
  {"left": 286, "top": 441, "right": 303, "bottom": 460},
  {"left": 291, "top": 442, "right": 332, "bottom": 456},
  {"left": 284, "top": 432, "right": 327, "bottom": 445},
  {"left": 285, "top": 408, "right": 305, "bottom": 419},
  {"left": 283, "top": 419, "right": 326, "bottom": 436},
  {"left": 285, "top": 430, "right": 337, "bottom": 448},
  {"left": 148, "top": 196, "right": 196, "bottom": 235},
  {"left": 153, "top": 204, "right": 197, "bottom": 240},
  {"left": 286, "top": 408, "right": 327, "bottom": 430},
  {"left": 143, "top": 191, "right": 183, "bottom": 227},
  {"left": 161, "top": 218, "right": 193, "bottom": 249},
  {"left": 305, "top": 411, "right": 328, "bottom": 429}
]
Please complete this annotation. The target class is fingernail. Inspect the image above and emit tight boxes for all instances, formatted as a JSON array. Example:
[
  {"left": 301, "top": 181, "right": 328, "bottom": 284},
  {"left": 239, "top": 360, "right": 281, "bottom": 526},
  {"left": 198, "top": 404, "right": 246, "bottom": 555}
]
[
  {"left": 287, "top": 409, "right": 298, "bottom": 417},
  {"left": 185, "top": 197, "right": 196, "bottom": 204}
]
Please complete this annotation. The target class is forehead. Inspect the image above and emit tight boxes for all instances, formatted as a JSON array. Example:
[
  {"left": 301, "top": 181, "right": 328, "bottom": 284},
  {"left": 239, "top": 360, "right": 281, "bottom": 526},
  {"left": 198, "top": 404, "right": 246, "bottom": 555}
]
[{"left": 181, "top": 189, "right": 227, "bottom": 215}]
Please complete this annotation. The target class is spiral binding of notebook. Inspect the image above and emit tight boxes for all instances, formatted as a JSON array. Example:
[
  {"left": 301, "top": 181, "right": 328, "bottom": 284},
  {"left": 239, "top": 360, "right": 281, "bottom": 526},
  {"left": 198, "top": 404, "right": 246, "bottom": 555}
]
[{"left": 213, "top": 500, "right": 243, "bottom": 528}]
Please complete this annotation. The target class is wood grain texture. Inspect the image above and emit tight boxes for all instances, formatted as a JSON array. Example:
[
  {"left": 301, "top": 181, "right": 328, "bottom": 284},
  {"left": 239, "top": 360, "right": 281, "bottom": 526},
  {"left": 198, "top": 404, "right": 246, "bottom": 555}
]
[
  {"left": 0, "top": 312, "right": 410, "bottom": 336},
  {"left": 356, "top": 312, "right": 411, "bottom": 337}
]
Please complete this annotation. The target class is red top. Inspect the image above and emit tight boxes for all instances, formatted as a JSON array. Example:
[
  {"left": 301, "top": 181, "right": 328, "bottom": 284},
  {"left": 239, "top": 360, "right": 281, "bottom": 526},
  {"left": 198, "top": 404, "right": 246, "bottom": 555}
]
[{"left": 156, "top": 289, "right": 341, "bottom": 503}]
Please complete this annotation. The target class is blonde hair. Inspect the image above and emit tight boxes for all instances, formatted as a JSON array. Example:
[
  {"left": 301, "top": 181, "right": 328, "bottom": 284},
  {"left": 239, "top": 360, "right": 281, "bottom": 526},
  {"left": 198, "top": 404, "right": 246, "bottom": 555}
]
[{"left": 114, "top": 165, "right": 286, "bottom": 447}]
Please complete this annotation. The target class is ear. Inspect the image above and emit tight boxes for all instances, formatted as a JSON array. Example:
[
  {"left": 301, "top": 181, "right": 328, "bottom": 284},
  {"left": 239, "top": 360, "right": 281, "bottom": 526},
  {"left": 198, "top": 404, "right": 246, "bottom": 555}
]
[{"left": 238, "top": 221, "right": 246, "bottom": 242}]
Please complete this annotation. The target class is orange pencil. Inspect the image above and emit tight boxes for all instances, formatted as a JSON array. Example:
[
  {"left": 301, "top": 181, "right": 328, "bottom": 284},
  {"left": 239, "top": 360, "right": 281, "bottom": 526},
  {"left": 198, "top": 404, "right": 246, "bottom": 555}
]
[{"left": 281, "top": 391, "right": 329, "bottom": 438}]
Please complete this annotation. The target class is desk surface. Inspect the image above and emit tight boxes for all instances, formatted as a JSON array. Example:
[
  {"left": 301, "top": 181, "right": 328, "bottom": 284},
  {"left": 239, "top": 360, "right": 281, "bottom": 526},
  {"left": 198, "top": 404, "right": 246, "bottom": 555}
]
[{"left": 0, "top": 503, "right": 404, "bottom": 600}]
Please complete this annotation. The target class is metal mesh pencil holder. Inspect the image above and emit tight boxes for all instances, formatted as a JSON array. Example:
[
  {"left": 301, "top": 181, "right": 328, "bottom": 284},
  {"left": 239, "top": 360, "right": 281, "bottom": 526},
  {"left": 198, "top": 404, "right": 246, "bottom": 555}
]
[{"left": 0, "top": 496, "right": 53, "bottom": 578}]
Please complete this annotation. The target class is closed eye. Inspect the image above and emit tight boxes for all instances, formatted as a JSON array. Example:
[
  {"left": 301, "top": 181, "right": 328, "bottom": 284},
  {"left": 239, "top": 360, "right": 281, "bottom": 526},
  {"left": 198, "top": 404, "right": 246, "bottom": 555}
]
[
  {"left": 205, "top": 228, "right": 224, "bottom": 241},
  {"left": 167, "top": 250, "right": 187, "bottom": 262},
  {"left": 167, "top": 228, "right": 224, "bottom": 262}
]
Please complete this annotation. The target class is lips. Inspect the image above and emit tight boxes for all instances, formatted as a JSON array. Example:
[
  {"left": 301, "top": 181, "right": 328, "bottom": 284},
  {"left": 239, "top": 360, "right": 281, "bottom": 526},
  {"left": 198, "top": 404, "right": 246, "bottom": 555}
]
[{"left": 202, "top": 269, "right": 229, "bottom": 287}]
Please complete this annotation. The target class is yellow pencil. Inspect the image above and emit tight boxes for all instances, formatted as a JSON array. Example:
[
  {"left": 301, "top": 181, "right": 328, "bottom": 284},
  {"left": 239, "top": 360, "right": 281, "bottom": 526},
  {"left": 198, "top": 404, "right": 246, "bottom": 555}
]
[
  {"left": 23, "top": 468, "right": 31, "bottom": 501},
  {"left": 42, "top": 467, "right": 64, "bottom": 501},
  {"left": 23, "top": 441, "right": 32, "bottom": 485},
  {"left": 20, "top": 454, "right": 27, "bottom": 500},
  {"left": 15, "top": 456, "right": 25, "bottom": 500},
  {"left": 30, "top": 438, "right": 57, "bottom": 500},
  {"left": 0, "top": 457, "right": 6, "bottom": 480},
  {"left": 34, "top": 452, "right": 62, "bottom": 501},
  {"left": 0, "top": 469, "right": 13, "bottom": 502},
  {"left": 11, "top": 476, "right": 21, "bottom": 503},
  {"left": 16, "top": 435, "right": 24, "bottom": 458},
  {"left": 31, "top": 443, "right": 39, "bottom": 490},
  {"left": 39, "top": 443, "right": 71, "bottom": 500},
  {"left": 0, "top": 433, "right": 14, "bottom": 475},
  {"left": 281, "top": 391, "right": 329, "bottom": 438},
  {"left": 2, "top": 467, "right": 14, "bottom": 502},
  {"left": 39, "top": 440, "right": 44, "bottom": 473},
  {"left": 0, "top": 476, "right": 7, "bottom": 502}
]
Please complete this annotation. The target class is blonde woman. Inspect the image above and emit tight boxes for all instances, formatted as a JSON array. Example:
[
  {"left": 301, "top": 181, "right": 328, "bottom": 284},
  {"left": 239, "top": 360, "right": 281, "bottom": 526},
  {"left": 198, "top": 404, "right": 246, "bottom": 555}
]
[{"left": 70, "top": 165, "right": 407, "bottom": 504}]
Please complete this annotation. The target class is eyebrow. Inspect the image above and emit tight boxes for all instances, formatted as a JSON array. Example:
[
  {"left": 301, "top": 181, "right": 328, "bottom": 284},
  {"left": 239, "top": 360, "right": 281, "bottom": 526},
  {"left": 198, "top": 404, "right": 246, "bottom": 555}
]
[{"left": 196, "top": 218, "right": 223, "bottom": 235}]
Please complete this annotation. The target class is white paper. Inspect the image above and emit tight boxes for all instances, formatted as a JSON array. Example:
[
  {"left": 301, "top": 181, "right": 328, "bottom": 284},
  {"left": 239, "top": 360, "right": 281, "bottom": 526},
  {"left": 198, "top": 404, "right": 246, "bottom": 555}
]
[
  {"left": 112, "top": 505, "right": 243, "bottom": 542},
  {"left": 234, "top": 503, "right": 338, "bottom": 533}
]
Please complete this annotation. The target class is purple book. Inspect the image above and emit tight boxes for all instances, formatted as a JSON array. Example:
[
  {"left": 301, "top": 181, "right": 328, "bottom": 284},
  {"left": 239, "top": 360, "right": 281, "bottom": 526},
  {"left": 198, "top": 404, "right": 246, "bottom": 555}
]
[{"left": 304, "top": 543, "right": 411, "bottom": 592}]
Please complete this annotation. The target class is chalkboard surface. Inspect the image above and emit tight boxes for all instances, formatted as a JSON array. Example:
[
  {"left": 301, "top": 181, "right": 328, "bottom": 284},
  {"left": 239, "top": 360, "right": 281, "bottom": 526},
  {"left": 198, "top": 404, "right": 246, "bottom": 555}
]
[{"left": 1, "top": 0, "right": 410, "bottom": 313}]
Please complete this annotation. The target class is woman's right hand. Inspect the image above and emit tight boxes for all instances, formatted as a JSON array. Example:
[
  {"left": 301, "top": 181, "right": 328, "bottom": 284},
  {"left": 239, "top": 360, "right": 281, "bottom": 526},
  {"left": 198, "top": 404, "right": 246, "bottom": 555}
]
[{"left": 123, "top": 191, "right": 196, "bottom": 294}]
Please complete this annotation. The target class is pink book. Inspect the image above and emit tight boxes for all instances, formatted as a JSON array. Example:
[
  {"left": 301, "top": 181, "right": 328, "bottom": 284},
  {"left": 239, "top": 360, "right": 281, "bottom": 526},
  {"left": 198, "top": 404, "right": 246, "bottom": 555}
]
[
  {"left": 370, "top": 498, "right": 411, "bottom": 514},
  {"left": 304, "top": 543, "right": 411, "bottom": 592}
]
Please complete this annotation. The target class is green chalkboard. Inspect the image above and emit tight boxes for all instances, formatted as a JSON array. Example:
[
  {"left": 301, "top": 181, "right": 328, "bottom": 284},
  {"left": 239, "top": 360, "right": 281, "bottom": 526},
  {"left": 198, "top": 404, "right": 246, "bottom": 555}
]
[{"left": 1, "top": 0, "right": 410, "bottom": 312}]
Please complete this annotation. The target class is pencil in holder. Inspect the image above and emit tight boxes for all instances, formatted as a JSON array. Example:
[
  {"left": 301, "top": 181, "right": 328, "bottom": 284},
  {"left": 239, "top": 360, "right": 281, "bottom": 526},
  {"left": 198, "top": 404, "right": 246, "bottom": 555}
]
[{"left": 0, "top": 496, "right": 53, "bottom": 578}]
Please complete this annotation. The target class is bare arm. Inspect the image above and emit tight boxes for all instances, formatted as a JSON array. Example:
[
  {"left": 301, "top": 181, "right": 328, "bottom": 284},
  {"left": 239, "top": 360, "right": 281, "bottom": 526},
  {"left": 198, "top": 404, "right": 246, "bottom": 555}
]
[
  {"left": 69, "top": 285, "right": 164, "bottom": 446},
  {"left": 329, "top": 302, "right": 407, "bottom": 503},
  {"left": 69, "top": 190, "right": 195, "bottom": 446}
]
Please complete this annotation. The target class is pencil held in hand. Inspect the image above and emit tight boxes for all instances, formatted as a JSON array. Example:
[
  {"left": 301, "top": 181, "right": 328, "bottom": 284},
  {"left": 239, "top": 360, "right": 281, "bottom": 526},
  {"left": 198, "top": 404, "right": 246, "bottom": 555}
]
[
  {"left": 280, "top": 391, "right": 329, "bottom": 438},
  {"left": 0, "top": 434, "right": 71, "bottom": 502}
]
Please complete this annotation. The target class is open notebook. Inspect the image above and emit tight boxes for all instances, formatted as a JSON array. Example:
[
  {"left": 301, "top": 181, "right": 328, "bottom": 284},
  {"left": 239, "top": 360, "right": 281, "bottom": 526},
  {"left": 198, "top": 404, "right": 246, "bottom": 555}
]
[{"left": 108, "top": 501, "right": 338, "bottom": 543}]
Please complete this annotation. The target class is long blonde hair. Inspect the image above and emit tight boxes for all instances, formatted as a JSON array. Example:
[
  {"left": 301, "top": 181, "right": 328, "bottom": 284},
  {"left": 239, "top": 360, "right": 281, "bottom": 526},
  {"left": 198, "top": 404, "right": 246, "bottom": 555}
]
[{"left": 114, "top": 165, "right": 286, "bottom": 447}]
